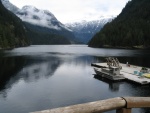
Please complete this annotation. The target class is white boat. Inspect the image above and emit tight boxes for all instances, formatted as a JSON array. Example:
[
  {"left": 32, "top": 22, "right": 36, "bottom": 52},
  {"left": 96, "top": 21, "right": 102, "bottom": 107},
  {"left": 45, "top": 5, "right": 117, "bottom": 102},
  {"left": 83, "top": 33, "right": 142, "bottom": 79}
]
[
  {"left": 94, "top": 67, "right": 125, "bottom": 81},
  {"left": 93, "top": 57, "right": 125, "bottom": 81}
]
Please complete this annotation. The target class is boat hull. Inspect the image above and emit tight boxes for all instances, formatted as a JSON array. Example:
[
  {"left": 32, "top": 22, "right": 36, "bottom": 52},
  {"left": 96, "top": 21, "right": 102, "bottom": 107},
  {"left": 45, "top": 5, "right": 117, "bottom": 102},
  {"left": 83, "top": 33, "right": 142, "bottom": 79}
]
[{"left": 94, "top": 68, "right": 125, "bottom": 81}]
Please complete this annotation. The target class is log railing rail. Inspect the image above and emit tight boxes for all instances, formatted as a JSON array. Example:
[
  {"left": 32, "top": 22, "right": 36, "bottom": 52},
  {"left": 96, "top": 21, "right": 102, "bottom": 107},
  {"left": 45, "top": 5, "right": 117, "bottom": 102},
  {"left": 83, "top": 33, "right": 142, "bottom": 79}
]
[{"left": 31, "top": 97, "right": 150, "bottom": 113}]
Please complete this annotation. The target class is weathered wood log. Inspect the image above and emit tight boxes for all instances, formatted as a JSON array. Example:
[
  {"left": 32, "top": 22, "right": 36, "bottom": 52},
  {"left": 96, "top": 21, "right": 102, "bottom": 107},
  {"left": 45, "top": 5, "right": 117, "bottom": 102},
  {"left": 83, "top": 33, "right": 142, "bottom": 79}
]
[
  {"left": 31, "top": 97, "right": 126, "bottom": 113},
  {"left": 31, "top": 97, "right": 150, "bottom": 113}
]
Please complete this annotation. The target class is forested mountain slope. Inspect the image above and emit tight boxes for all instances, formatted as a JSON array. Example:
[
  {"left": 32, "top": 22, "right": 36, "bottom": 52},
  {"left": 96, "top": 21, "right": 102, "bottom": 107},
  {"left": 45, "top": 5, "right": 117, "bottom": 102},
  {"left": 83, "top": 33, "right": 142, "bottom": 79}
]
[
  {"left": 24, "top": 22, "right": 71, "bottom": 45},
  {"left": 2, "top": 0, "right": 78, "bottom": 45},
  {"left": 0, "top": 0, "right": 29, "bottom": 49},
  {"left": 88, "top": 0, "right": 150, "bottom": 49}
]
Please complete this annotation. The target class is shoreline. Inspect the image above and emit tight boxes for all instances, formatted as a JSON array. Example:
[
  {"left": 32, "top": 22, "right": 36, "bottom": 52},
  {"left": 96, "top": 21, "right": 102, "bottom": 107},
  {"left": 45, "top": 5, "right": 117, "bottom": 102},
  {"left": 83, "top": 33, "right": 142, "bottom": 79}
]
[
  {"left": 88, "top": 45, "right": 150, "bottom": 50},
  {"left": 1, "top": 45, "right": 150, "bottom": 50},
  {"left": 0, "top": 45, "right": 30, "bottom": 51}
]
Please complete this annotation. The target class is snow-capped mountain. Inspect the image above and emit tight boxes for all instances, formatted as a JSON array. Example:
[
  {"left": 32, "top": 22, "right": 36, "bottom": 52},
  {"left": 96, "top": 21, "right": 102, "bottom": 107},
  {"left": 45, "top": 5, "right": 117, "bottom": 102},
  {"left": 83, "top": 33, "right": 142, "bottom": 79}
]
[
  {"left": 2, "top": 0, "right": 77, "bottom": 44},
  {"left": 66, "top": 16, "right": 114, "bottom": 44},
  {"left": 2, "top": 0, "right": 114, "bottom": 44},
  {"left": 1, "top": 0, "right": 71, "bottom": 31},
  {"left": 16, "top": 5, "right": 71, "bottom": 30}
]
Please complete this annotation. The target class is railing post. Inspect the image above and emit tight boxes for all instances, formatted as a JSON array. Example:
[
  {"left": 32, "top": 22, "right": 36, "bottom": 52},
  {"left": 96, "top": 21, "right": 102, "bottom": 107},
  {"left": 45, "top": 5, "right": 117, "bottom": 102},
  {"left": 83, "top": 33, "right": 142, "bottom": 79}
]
[
  {"left": 116, "top": 108, "right": 131, "bottom": 113},
  {"left": 123, "top": 97, "right": 150, "bottom": 108},
  {"left": 116, "top": 97, "right": 150, "bottom": 113}
]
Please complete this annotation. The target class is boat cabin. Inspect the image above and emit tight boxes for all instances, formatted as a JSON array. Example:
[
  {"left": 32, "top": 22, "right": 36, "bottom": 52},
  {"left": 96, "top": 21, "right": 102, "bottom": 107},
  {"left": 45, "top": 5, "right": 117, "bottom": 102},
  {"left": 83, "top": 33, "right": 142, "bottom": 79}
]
[{"left": 102, "top": 66, "right": 120, "bottom": 76}]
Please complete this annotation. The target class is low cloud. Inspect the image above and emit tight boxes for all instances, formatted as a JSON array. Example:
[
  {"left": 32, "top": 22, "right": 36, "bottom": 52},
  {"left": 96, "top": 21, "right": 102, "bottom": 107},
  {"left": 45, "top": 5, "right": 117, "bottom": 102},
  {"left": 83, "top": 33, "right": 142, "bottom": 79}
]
[
  {"left": 10, "top": 0, "right": 130, "bottom": 23},
  {"left": 17, "top": 6, "right": 61, "bottom": 30}
]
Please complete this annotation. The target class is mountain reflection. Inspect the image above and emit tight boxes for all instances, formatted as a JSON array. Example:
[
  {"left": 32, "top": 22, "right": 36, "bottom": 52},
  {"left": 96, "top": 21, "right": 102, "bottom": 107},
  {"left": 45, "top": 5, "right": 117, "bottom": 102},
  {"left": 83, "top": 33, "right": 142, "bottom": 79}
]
[
  {"left": 1, "top": 45, "right": 150, "bottom": 113},
  {"left": 1, "top": 55, "right": 150, "bottom": 94},
  {"left": 0, "top": 56, "right": 26, "bottom": 90},
  {"left": 19, "top": 56, "right": 62, "bottom": 82},
  {"left": 0, "top": 54, "right": 96, "bottom": 98},
  {"left": 0, "top": 55, "right": 62, "bottom": 95}
]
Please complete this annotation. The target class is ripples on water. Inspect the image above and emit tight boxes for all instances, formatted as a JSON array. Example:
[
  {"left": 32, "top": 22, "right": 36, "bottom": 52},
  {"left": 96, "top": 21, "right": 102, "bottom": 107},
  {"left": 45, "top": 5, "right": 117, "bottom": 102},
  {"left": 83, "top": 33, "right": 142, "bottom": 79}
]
[{"left": 0, "top": 45, "right": 150, "bottom": 113}]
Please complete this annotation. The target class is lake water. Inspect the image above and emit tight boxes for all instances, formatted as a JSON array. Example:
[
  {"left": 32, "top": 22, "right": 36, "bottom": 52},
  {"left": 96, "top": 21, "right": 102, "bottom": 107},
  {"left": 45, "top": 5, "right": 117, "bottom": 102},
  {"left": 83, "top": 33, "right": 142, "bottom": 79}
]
[{"left": 0, "top": 45, "right": 150, "bottom": 113}]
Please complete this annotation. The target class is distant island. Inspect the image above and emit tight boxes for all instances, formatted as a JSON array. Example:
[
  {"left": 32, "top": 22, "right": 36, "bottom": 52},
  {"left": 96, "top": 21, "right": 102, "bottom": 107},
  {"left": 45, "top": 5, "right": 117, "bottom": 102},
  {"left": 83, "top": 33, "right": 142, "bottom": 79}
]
[{"left": 88, "top": 0, "right": 150, "bottom": 49}]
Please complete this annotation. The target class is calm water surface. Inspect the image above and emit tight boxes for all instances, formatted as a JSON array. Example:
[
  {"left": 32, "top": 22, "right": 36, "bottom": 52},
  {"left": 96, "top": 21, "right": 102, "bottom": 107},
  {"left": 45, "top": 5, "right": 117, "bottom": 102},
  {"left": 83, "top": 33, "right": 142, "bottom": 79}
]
[{"left": 0, "top": 45, "right": 150, "bottom": 113}]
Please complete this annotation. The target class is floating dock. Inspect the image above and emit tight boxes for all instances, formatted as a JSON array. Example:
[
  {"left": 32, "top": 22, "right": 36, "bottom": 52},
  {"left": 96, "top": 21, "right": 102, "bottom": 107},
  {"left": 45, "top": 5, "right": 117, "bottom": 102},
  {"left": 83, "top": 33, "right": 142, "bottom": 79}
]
[{"left": 91, "top": 63, "right": 150, "bottom": 85}]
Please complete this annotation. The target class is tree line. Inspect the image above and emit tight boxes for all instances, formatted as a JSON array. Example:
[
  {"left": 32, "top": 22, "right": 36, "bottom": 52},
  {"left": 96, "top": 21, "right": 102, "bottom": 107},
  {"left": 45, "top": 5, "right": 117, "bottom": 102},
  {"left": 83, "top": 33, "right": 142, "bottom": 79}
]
[{"left": 88, "top": 0, "right": 150, "bottom": 49}]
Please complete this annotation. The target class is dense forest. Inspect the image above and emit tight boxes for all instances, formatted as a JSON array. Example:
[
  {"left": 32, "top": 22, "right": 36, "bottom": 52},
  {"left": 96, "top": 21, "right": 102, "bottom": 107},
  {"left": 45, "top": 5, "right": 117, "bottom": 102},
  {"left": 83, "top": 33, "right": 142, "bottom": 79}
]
[
  {"left": 88, "top": 0, "right": 150, "bottom": 49},
  {"left": 24, "top": 22, "right": 71, "bottom": 45},
  {"left": 0, "top": 0, "right": 29, "bottom": 49}
]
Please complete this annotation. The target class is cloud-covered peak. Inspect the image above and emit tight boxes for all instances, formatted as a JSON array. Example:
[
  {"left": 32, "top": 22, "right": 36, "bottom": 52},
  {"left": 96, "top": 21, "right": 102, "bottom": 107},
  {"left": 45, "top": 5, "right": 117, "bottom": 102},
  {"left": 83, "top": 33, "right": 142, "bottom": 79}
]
[
  {"left": 16, "top": 5, "right": 63, "bottom": 29},
  {"left": 43, "top": 10, "right": 55, "bottom": 17},
  {"left": 20, "top": 5, "right": 57, "bottom": 21},
  {"left": 22, "top": 5, "right": 40, "bottom": 12},
  {"left": 2, "top": 0, "right": 72, "bottom": 31}
]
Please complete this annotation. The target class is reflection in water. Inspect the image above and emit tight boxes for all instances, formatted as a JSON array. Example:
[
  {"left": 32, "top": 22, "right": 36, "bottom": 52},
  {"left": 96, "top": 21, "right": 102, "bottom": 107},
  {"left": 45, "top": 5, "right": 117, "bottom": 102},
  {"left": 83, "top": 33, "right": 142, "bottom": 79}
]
[
  {"left": 0, "top": 56, "right": 63, "bottom": 98},
  {"left": 94, "top": 75, "right": 123, "bottom": 92},
  {"left": 18, "top": 56, "right": 62, "bottom": 82},
  {"left": 0, "top": 45, "right": 150, "bottom": 113},
  {"left": 94, "top": 75, "right": 150, "bottom": 113},
  {"left": 0, "top": 56, "right": 26, "bottom": 90}
]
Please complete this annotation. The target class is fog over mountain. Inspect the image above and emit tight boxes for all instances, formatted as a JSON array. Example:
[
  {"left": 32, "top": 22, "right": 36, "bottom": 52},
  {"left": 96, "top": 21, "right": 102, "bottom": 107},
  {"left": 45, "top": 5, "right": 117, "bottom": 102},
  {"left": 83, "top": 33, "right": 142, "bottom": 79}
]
[
  {"left": 2, "top": 0, "right": 72, "bottom": 31},
  {"left": 2, "top": 0, "right": 77, "bottom": 44},
  {"left": 2, "top": 0, "right": 115, "bottom": 44},
  {"left": 15, "top": 5, "right": 72, "bottom": 31}
]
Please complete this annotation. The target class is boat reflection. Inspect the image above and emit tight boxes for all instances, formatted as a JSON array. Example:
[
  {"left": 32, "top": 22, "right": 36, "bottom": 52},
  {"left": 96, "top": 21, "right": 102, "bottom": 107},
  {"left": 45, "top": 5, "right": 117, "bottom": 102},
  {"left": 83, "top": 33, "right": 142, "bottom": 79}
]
[{"left": 94, "top": 74, "right": 124, "bottom": 92}]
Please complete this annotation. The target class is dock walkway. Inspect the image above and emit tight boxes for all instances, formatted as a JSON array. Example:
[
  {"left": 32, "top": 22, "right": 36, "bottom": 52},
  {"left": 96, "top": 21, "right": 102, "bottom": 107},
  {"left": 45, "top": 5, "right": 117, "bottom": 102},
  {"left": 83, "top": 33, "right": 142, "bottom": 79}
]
[{"left": 91, "top": 63, "right": 150, "bottom": 85}]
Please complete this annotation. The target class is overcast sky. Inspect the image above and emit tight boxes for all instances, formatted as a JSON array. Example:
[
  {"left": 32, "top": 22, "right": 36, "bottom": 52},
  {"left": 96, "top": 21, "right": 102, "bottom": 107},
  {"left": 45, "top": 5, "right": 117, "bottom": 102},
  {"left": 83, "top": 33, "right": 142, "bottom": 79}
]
[{"left": 9, "top": 0, "right": 130, "bottom": 23}]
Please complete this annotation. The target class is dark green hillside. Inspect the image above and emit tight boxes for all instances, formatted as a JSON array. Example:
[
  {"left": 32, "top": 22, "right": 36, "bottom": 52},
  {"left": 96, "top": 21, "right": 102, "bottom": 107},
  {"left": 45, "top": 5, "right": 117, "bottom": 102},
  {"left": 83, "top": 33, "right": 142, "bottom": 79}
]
[
  {"left": 24, "top": 22, "right": 71, "bottom": 45},
  {"left": 88, "top": 0, "right": 150, "bottom": 49},
  {"left": 0, "top": 0, "right": 29, "bottom": 49}
]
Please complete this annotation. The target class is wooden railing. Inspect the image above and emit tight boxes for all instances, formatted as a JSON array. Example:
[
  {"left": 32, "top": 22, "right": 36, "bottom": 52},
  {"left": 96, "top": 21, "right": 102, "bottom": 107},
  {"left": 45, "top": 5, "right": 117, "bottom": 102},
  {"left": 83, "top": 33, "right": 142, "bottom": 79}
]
[{"left": 31, "top": 97, "right": 150, "bottom": 113}]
